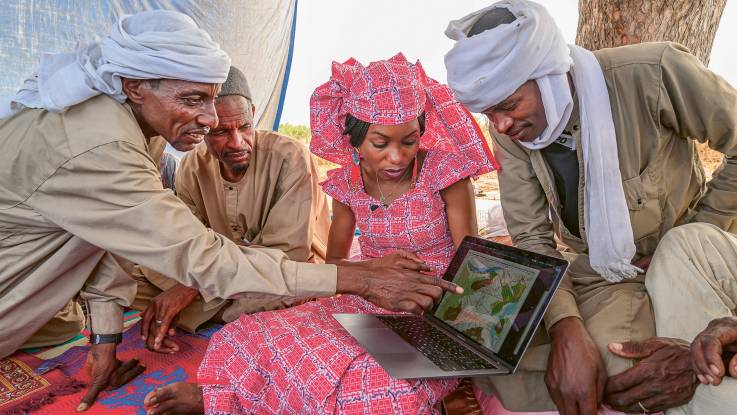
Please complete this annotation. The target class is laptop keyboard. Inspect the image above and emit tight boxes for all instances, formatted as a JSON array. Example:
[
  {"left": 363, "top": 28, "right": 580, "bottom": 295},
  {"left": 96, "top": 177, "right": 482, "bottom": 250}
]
[{"left": 376, "top": 315, "right": 500, "bottom": 372}]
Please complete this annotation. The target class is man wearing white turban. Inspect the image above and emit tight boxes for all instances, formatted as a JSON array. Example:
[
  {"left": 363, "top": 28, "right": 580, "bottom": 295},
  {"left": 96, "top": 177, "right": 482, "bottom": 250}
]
[
  {"left": 445, "top": 1, "right": 737, "bottom": 414},
  {"left": 0, "top": 10, "right": 460, "bottom": 412}
]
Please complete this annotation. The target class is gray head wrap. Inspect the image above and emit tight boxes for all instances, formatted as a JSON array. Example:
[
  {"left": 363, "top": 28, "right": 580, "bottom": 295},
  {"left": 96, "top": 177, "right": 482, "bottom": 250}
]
[{"left": 218, "top": 66, "right": 252, "bottom": 102}]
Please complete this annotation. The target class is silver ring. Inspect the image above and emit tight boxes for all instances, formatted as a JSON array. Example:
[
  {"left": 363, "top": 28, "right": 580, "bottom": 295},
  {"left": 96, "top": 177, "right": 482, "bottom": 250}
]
[
  {"left": 155, "top": 320, "right": 163, "bottom": 324},
  {"left": 638, "top": 401, "right": 649, "bottom": 414}
]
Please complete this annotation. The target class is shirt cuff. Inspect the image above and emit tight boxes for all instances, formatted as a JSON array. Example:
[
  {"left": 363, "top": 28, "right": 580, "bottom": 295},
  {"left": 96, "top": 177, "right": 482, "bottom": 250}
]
[
  {"left": 295, "top": 263, "right": 337, "bottom": 298},
  {"left": 87, "top": 301, "right": 124, "bottom": 334},
  {"left": 543, "top": 288, "right": 582, "bottom": 331}
]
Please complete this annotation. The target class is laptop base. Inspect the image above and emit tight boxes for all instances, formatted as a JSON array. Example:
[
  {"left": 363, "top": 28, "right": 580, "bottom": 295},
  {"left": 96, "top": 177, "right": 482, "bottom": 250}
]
[{"left": 334, "top": 313, "right": 507, "bottom": 379}]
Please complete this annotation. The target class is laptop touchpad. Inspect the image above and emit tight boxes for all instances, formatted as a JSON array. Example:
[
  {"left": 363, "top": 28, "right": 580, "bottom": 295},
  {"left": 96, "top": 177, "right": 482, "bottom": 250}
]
[{"left": 351, "top": 328, "right": 416, "bottom": 354}]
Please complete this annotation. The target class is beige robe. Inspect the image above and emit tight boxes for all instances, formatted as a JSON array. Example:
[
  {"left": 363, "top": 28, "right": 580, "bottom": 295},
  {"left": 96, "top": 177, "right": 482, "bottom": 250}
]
[
  {"left": 134, "top": 131, "right": 332, "bottom": 331},
  {"left": 646, "top": 223, "right": 737, "bottom": 415},
  {"left": 20, "top": 136, "right": 171, "bottom": 349},
  {"left": 0, "top": 95, "right": 336, "bottom": 358},
  {"left": 482, "top": 43, "right": 737, "bottom": 410}
]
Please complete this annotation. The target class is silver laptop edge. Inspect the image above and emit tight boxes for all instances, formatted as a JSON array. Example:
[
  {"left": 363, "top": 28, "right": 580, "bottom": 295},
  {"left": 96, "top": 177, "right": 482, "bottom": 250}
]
[
  {"left": 333, "top": 313, "right": 507, "bottom": 379},
  {"left": 334, "top": 236, "right": 568, "bottom": 379}
]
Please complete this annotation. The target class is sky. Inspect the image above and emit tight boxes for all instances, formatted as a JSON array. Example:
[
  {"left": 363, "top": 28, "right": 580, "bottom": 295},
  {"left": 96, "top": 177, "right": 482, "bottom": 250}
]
[{"left": 279, "top": 0, "right": 737, "bottom": 125}]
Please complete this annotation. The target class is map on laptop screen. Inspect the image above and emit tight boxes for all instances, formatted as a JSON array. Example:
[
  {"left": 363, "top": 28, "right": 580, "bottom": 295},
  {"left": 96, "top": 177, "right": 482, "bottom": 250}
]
[{"left": 434, "top": 250, "right": 540, "bottom": 353}]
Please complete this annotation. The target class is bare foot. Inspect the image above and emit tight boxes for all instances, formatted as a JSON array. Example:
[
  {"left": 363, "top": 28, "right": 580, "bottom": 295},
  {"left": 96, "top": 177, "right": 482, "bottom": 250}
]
[{"left": 143, "top": 382, "right": 204, "bottom": 415}]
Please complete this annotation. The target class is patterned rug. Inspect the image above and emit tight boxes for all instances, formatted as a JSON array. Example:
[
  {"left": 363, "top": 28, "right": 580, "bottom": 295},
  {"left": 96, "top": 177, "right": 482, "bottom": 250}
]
[
  {"left": 8, "top": 318, "right": 220, "bottom": 414},
  {"left": 0, "top": 352, "right": 85, "bottom": 415}
]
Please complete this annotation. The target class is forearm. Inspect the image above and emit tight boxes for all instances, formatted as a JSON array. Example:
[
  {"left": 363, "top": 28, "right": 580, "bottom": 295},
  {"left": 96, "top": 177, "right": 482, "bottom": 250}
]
[
  {"left": 335, "top": 262, "right": 373, "bottom": 297},
  {"left": 80, "top": 252, "right": 137, "bottom": 335},
  {"left": 658, "top": 45, "right": 737, "bottom": 232},
  {"left": 492, "top": 133, "right": 560, "bottom": 257},
  {"left": 692, "top": 156, "right": 737, "bottom": 232},
  {"left": 543, "top": 271, "right": 581, "bottom": 330},
  {"left": 31, "top": 143, "right": 337, "bottom": 304}
]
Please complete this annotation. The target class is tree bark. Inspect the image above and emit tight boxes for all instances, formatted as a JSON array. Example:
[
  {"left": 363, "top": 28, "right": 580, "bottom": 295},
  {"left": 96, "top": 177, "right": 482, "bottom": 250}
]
[{"left": 576, "top": 0, "right": 726, "bottom": 65}]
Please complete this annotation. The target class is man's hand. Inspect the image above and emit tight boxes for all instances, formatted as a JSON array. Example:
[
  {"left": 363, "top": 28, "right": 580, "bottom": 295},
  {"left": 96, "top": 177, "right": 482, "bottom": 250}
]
[
  {"left": 141, "top": 284, "right": 199, "bottom": 353},
  {"left": 365, "top": 250, "right": 434, "bottom": 273},
  {"left": 632, "top": 254, "right": 653, "bottom": 271},
  {"left": 545, "top": 316, "right": 607, "bottom": 415},
  {"left": 605, "top": 338, "right": 697, "bottom": 413},
  {"left": 77, "top": 343, "right": 146, "bottom": 412},
  {"left": 691, "top": 316, "right": 737, "bottom": 385},
  {"left": 336, "top": 263, "right": 463, "bottom": 315}
]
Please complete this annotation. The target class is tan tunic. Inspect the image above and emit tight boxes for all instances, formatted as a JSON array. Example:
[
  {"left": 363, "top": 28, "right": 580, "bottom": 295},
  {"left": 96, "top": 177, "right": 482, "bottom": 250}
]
[
  {"left": 177, "top": 131, "right": 329, "bottom": 262},
  {"left": 493, "top": 42, "right": 737, "bottom": 329},
  {"left": 482, "top": 42, "right": 737, "bottom": 410},
  {"left": 137, "top": 131, "right": 331, "bottom": 331},
  {"left": 0, "top": 95, "right": 337, "bottom": 358},
  {"left": 147, "top": 136, "right": 168, "bottom": 167}
]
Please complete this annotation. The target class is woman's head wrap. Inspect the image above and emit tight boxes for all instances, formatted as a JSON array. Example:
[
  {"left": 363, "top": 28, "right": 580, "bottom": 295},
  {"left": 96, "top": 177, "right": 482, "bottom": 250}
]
[
  {"left": 309, "top": 53, "right": 496, "bottom": 170},
  {"left": 1, "top": 10, "right": 231, "bottom": 118}
]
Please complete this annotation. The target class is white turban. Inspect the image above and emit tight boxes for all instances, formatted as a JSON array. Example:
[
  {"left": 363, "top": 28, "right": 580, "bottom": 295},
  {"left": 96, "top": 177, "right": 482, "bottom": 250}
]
[
  {"left": 444, "top": 0, "right": 571, "bottom": 113},
  {"left": 444, "top": 1, "right": 573, "bottom": 149},
  {"left": 445, "top": 0, "right": 643, "bottom": 282},
  {"left": 1, "top": 10, "right": 231, "bottom": 118}
]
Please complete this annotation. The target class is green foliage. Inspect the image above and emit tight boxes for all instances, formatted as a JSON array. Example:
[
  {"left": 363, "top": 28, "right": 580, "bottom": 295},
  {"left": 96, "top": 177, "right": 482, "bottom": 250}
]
[
  {"left": 491, "top": 301, "right": 503, "bottom": 315},
  {"left": 278, "top": 123, "right": 312, "bottom": 144}
]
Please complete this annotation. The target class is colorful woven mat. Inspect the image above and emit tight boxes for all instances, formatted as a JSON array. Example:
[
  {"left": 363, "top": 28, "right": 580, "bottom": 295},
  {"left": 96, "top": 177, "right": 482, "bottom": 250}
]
[
  {"left": 9, "top": 317, "right": 221, "bottom": 414},
  {"left": 0, "top": 351, "right": 85, "bottom": 415},
  {"left": 22, "top": 310, "right": 143, "bottom": 360}
]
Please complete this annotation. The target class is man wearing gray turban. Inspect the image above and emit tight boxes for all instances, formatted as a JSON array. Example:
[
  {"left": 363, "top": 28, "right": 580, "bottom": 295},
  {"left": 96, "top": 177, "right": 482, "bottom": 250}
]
[
  {"left": 0, "top": 10, "right": 459, "bottom": 412},
  {"left": 445, "top": 1, "right": 737, "bottom": 414}
]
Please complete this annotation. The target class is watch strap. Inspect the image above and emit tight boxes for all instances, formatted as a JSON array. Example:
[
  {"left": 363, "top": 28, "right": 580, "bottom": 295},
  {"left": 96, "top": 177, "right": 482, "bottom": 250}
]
[{"left": 89, "top": 332, "right": 123, "bottom": 345}]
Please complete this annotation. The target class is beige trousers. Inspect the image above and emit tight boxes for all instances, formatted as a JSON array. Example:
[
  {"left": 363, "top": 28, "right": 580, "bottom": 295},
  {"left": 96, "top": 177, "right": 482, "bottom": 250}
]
[
  {"left": 20, "top": 299, "right": 85, "bottom": 349},
  {"left": 646, "top": 223, "right": 737, "bottom": 415},
  {"left": 476, "top": 252, "right": 656, "bottom": 411},
  {"left": 130, "top": 267, "right": 297, "bottom": 333}
]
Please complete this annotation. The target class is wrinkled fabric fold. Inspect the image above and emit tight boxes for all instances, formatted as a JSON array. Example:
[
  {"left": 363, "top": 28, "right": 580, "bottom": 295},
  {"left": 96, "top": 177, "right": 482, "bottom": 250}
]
[{"left": 1, "top": 10, "right": 230, "bottom": 118}]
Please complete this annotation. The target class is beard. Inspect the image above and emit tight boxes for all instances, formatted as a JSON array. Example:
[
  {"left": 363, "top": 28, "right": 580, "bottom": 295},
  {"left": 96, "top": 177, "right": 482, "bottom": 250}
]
[{"left": 228, "top": 161, "right": 249, "bottom": 175}]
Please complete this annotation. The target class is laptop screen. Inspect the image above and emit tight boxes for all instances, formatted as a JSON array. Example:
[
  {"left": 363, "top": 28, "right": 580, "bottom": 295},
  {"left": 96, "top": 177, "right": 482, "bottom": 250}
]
[{"left": 433, "top": 237, "right": 567, "bottom": 369}]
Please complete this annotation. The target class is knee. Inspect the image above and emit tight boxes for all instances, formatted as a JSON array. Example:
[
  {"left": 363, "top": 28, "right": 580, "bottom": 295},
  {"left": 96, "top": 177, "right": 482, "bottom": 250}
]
[
  {"left": 646, "top": 223, "right": 728, "bottom": 293},
  {"left": 660, "top": 223, "right": 724, "bottom": 251},
  {"left": 690, "top": 377, "right": 737, "bottom": 413},
  {"left": 651, "top": 223, "right": 722, "bottom": 267}
]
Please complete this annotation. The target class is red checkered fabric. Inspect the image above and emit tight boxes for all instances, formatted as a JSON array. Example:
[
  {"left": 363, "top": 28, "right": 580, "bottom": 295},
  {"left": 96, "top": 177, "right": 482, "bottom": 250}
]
[
  {"left": 198, "top": 295, "right": 458, "bottom": 414},
  {"left": 309, "top": 52, "right": 498, "bottom": 170},
  {"left": 323, "top": 145, "right": 486, "bottom": 274}
]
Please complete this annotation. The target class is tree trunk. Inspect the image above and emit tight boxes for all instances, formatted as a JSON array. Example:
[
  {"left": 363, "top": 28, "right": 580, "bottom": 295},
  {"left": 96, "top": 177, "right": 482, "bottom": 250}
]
[{"left": 576, "top": 0, "right": 726, "bottom": 65}]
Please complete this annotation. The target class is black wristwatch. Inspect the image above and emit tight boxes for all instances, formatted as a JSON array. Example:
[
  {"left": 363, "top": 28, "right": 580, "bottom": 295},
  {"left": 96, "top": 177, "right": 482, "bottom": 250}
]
[{"left": 89, "top": 332, "right": 123, "bottom": 345}]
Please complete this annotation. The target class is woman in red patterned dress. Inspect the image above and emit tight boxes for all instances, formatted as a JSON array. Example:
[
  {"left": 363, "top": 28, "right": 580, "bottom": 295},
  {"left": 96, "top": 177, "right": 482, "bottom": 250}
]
[
  {"left": 144, "top": 54, "right": 497, "bottom": 415},
  {"left": 313, "top": 53, "right": 497, "bottom": 276}
]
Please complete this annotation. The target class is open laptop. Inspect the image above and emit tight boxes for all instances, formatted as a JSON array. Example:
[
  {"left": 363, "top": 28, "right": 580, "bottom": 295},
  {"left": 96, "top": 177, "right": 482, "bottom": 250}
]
[{"left": 334, "top": 236, "right": 568, "bottom": 379}]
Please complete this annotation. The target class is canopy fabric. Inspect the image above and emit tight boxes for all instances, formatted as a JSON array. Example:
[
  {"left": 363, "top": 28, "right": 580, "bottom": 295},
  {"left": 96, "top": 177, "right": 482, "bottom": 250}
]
[{"left": 0, "top": 0, "right": 298, "bottom": 130}]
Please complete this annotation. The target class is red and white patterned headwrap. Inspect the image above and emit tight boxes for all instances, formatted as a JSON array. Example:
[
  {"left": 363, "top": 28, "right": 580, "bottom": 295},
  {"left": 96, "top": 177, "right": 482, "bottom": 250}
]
[{"left": 309, "top": 53, "right": 497, "bottom": 170}]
